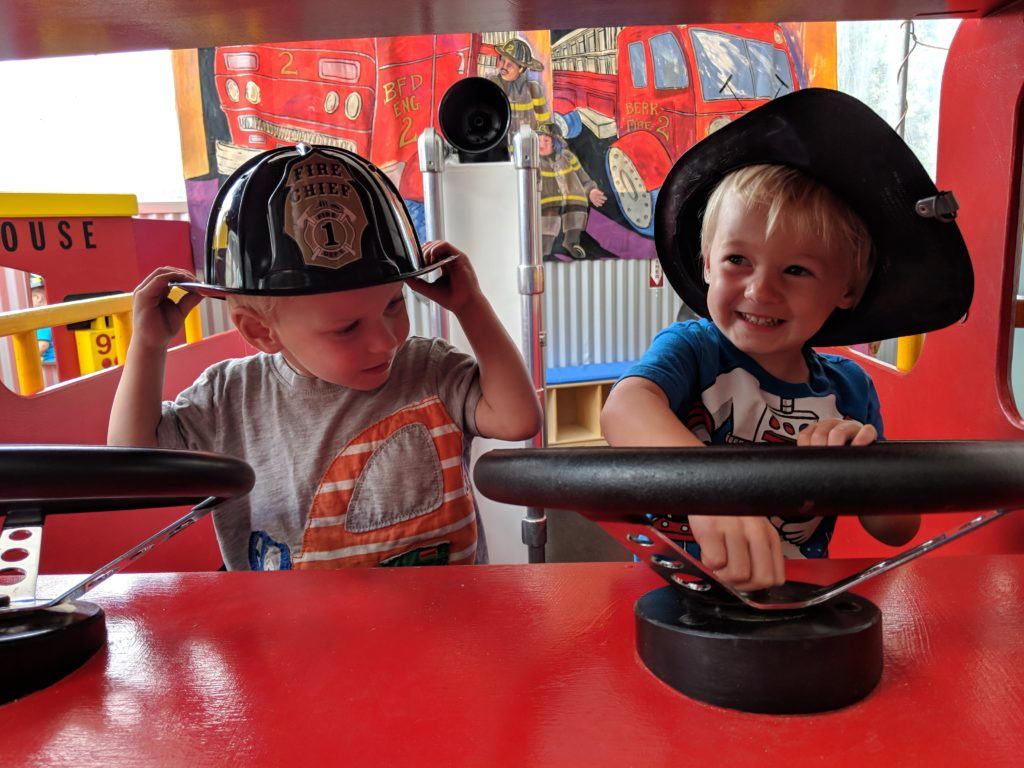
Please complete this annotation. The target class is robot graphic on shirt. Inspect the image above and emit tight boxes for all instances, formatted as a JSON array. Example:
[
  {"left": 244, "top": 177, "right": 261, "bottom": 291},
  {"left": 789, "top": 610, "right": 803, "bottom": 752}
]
[{"left": 683, "top": 367, "right": 844, "bottom": 445}]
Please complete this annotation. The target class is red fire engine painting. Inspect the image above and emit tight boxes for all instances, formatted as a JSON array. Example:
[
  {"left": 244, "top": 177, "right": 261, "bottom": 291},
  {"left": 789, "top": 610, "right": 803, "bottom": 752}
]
[
  {"left": 548, "top": 23, "right": 828, "bottom": 261},
  {"left": 173, "top": 25, "right": 831, "bottom": 265},
  {"left": 207, "top": 35, "right": 483, "bottom": 237}
]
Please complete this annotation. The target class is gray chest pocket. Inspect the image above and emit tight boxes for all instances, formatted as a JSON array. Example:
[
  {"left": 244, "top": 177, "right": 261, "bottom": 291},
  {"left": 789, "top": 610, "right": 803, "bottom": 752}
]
[{"left": 346, "top": 422, "right": 444, "bottom": 533}]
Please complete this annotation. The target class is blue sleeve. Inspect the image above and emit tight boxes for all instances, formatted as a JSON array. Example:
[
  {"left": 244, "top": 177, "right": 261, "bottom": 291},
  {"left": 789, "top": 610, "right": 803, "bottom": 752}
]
[
  {"left": 35, "top": 327, "right": 55, "bottom": 363},
  {"left": 619, "top": 322, "right": 703, "bottom": 413}
]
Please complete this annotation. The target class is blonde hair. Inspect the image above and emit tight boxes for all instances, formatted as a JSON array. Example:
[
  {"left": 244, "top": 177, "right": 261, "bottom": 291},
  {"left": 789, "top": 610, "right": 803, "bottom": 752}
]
[
  {"left": 225, "top": 293, "right": 283, "bottom": 322},
  {"left": 700, "top": 164, "right": 874, "bottom": 301}
]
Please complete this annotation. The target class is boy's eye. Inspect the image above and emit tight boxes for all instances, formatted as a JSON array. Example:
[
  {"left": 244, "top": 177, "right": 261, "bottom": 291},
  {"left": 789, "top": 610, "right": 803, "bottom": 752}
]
[
  {"left": 335, "top": 321, "right": 359, "bottom": 336},
  {"left": 385, "top": 297, "right": 405, "bottom": 314},
  {"left": 725, "top": 255, "right": 746, "bottom": 266},
  {"left": 785, "top": 265, "right": 814, "bottom": 277}
]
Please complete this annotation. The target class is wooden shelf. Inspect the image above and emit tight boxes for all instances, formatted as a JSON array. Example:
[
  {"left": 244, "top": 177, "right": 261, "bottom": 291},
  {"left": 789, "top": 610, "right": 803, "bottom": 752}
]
[{"left": 545, "top": 379, "right": 615, "bottom": 447}]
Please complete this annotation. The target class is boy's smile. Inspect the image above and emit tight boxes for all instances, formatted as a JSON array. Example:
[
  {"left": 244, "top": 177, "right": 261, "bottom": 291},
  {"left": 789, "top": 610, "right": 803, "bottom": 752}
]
[{"left": 703, "top": 192, "right": 857, "bottom": 382}]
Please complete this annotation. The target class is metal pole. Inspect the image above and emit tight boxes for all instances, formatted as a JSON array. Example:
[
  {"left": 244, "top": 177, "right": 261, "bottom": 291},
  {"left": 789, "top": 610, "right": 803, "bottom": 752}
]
[
  {"left": 513, "top": 124, "right": 548, "bottom": 564},
  {"left": 418, "top": 128, "right": 450, "bottom": 342},
  {"left": 895, "top": 21, "right": 912, "bottom": 139},
  {"left": 893, "top": 21, "right": 923, "bottom": 368}
]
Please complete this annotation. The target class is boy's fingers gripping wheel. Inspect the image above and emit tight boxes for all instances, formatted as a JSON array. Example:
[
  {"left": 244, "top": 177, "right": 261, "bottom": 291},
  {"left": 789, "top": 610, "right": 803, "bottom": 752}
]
[{"left": 474, "top": 442, "right": 1024, "bottom": 712}]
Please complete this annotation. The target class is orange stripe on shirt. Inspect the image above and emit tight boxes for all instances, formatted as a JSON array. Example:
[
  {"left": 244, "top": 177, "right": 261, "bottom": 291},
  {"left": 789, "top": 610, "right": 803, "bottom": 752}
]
[{"left": 296, "top": 396, "right": 477, "bottom": 568}]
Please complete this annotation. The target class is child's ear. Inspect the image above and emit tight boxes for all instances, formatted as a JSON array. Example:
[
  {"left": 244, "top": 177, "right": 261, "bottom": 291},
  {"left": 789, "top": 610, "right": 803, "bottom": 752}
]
[
  {"left": 701, "top": 254, "right": 711, "bottom": 284},
  {"left": 837, "top": 284, "right": 858, "bottom": 310},
  {"left": 231, "top": 307, "right": 283, "bottom": 353}
]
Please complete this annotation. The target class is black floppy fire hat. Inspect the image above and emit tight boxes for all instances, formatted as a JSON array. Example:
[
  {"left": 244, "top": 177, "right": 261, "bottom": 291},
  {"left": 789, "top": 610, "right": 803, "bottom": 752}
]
[
  {"left": 654, "top": 88, "right": 973, "bottom": 347},
  {"left": 175, "top": 144, "right": 453, "bottom": 299}
]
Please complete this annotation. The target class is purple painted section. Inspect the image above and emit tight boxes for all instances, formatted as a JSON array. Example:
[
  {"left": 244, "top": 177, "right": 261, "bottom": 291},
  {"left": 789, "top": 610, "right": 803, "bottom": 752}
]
[
  {"left": 585, "top": 209, "right": 656, "bottom": 260},
  {"left": 185, "top": 179, "right": 221, "bottom": 274}
]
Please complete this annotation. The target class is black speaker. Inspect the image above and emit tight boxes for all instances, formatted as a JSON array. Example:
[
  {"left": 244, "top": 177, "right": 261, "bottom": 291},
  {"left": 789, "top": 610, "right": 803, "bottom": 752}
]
[{"left": 438, "top": 77, "right": 511, "bottom": 163}]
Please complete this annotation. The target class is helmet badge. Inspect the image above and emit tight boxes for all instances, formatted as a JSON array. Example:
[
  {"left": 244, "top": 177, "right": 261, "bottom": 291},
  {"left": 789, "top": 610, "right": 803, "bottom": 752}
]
[{"left": 283, "top": 153, "right": 369, "bottom": 269}]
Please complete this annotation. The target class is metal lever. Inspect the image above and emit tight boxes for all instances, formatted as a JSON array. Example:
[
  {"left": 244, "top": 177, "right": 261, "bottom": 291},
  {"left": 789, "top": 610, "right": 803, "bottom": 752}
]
[
  {"left": 0, "top": 513, "right": 43, "bottom": 608},
  {"left": 625, "top": 507, "right": 1017, "bottom": 611},
  {"left": 0, "top": 496, "right": 221, "bottom": 617}
]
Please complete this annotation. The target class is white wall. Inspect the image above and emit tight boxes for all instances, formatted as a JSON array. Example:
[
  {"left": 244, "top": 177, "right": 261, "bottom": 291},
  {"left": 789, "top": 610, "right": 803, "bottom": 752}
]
[{"left": 0, "top": 50, "right": 186, "bottom": 202}]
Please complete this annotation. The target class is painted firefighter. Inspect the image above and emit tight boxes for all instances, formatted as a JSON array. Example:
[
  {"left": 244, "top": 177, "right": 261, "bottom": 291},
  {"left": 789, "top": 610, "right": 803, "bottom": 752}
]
[
  {"left": 538, "top": 122, "right": 607, "bottom": 259},
  {"left": 488, "top": 37, "right": 551, "bottom": 139}
]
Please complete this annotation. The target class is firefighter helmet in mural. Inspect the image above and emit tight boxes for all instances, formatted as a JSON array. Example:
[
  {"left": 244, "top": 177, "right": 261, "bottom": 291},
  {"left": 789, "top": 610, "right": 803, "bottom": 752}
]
[{"left": 494, "top": 38, "right": 544, "bottom": 72}]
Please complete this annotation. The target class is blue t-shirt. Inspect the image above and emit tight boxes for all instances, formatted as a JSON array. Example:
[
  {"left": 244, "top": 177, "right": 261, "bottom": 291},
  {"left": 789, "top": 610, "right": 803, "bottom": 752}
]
[
  {"left": 622, "top": 319, "right": 884, "bottom": 558},
  {"left": 36, "top": 327, "right": 55, "bottom": 363}
]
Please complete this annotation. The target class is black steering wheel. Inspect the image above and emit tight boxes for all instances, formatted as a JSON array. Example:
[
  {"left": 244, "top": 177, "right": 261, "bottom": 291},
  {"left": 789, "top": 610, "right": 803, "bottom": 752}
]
[
  {"left": 0, "top": 445, "right": 255, "bottom": 519},
  {"left": 474, "top": 441, "right": 1024, "bottom": 519}
]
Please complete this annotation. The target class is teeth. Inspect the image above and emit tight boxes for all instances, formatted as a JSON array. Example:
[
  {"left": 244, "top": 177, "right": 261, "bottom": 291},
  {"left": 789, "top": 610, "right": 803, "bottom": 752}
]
[{"left": 739, "top": 312, "right": 781, "bottom": 327}]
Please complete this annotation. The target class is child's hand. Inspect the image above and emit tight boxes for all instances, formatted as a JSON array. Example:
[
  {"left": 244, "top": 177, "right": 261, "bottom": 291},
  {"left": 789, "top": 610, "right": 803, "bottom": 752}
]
[
  {"left": 688, "top": 515, "right": 785, "bottom": 591},
  {"left": 589, "top": 188, "right": 607, "bottom": 207},
  {"left": 797, "top": 418, "right": 877, "bottom": 447},
  {"left": 407, "top": 241, "right": 483, "bottom": 316},
  {"left": 130, "top": 267, "right": 204, "bottom": 352}
]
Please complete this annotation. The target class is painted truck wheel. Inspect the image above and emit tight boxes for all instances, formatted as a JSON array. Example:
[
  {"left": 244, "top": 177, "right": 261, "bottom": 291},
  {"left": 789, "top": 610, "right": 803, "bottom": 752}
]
[{"left": 607, "top": 146, "right": 655, "bottom": 235}]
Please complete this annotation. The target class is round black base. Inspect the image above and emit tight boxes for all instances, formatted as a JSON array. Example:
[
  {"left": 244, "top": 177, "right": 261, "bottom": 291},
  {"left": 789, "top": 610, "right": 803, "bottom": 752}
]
[
  {"left": 0, "top": 601, "right": 107, "bottom": 705},
  {"left": 635, "top": 585, "right": 882, "bottom": 714}
]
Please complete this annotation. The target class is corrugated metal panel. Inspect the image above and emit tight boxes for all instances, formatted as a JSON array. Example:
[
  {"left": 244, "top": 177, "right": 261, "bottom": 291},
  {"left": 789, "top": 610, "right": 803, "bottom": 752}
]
[
  {"left": 406, "top": 292, "right": 434, "bottom": 339},
  {"left": 201, "top": 299, "right": 234, "bottom": 336},
  {"left": 543, "top": 259, "right": 685, "bottom": 369},
  {"left": 136, "top": 203, "right": 189, "bottom": 222}
]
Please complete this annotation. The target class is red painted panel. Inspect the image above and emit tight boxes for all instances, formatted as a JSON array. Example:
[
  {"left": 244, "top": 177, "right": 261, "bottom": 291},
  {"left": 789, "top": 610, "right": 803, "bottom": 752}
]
[
  {"left": 131, "top": 219, "right": 194, "bottom": 285},
  {"left": 0, "top": 216, "right": 193, "bottom": 379},
  {"left": 4, "top": 558, "right": 1023, "bottom": 765},
  {"left": 830, "top": 10, "right": 1024, "bottom": 558}
]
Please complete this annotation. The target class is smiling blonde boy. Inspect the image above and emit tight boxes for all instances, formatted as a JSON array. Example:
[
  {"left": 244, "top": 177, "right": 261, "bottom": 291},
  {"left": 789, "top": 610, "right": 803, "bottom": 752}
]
[{"left": 609, "top": 64, "right": 993, "bottom": 596}]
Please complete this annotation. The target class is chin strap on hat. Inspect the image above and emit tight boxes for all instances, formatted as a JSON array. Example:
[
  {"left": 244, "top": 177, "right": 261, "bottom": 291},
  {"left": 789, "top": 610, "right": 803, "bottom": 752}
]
[{"left": 916, "top": 191, "right": 959, "bottom": 222}]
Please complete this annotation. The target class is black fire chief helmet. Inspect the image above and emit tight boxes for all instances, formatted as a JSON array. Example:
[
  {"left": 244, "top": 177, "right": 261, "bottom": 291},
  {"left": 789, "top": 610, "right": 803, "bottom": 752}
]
[{"left": 175, "top": 144, "right": 453, "bottom": 298}]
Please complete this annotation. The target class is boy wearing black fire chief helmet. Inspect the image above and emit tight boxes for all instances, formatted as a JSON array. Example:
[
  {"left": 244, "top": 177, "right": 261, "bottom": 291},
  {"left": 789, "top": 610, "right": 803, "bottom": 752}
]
[{"left": 109, "top": 144, "right": 541, "bottom": 570}]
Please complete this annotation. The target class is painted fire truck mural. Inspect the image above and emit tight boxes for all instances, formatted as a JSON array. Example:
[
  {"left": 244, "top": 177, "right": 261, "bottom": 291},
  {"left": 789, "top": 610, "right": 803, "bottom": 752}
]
[
  {"left": 178, "top": 25, "right": 828, "bottom": 263},
  {"left": 211, "top": 35, "right": 482, "bottom": 221},
  {"left": 551, "top": 24, "right": 802, "bottom": 240}
]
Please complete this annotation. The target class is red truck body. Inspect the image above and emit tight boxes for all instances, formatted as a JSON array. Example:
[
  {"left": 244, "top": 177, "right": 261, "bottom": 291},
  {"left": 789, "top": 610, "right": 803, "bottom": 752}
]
[
  {"left": 214, "top": 35, "right": 478, "bottom": 201},
  {"left": 552, "top": 24, "right": 798, "bottom": 234}
]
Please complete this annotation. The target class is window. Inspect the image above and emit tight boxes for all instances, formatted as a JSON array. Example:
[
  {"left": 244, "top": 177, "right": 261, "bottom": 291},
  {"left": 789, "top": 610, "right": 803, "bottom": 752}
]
[
  {"left": 772, "top": 47, "right": 795, "bottom": 94},
  {"left": 319, "top": 59, "right": 360, "bottom": 83},
  {"left": 628, "top": 41, "right": 648, "bottom": 89},
  {"left": 747, "top": 40, "right": 780, "bottom": 98},
  {"left": 649, "top": 32, "right": 689, "bottom": 90},
  {"left": 690, "top": 28, "right": 756, "bottom": 100}
]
